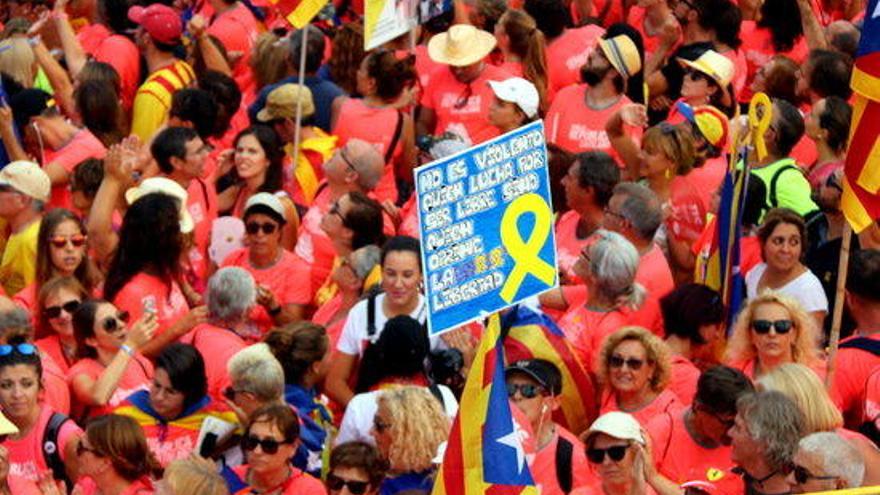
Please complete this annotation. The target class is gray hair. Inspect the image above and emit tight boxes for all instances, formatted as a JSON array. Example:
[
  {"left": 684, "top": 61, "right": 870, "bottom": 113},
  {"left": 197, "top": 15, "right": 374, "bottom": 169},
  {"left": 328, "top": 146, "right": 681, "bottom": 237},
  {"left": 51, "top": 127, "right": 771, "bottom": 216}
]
[
  {"left": 206, "top": 267, "right": 256, "bottom": 324},
  {"left": 0, "top": 307, "right": 31, "bottom": 337},
  {"left": 350, "top": 245, "right": 381, "bottom": 280},
  {"left": 227, "top": 343, "right": 285, "bottom": 403},
  {"left": 798, "top": 432, "right": 864, "bottom": 488},
  {"left": 589, "top": 230, "right": 645, "bottom": 310},
  {"left": 612, "top": 182, "right": 662, "bottom": 241},
  {"left": 737, "top": 390, "right": 805, "bottom": 471},
  {"left": 346, "top": 139, "right": 384, "bottom": 191}
]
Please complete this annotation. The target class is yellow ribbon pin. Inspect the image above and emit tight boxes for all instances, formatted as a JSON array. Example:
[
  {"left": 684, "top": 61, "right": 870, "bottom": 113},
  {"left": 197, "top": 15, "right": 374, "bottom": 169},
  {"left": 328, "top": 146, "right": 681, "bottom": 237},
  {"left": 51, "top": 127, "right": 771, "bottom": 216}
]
[
  {"left": 748, "top": 92, "right": 773, "bottom": 162},
  {"left": 499, "top": 193, "right": 556, "bottom": 303}
]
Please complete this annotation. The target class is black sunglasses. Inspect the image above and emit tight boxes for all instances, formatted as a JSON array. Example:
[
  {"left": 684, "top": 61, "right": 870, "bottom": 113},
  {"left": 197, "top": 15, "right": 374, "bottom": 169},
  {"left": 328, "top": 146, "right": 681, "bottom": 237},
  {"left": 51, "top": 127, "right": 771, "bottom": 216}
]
[
  {"left": 241, "top": 434, "right": 290, "bottom": 454},
  {"left": 327, "top": 474, "right": 370, "bottom": 495},
  {"left": 587, "top": 445, "right": 629, "bottom": 464},
  {"left": 102, "top": 311, "right": 130, "bottom": 334},
  {"left": 506, "top": 383, "right": 545, "bottom": 399},
  {"left": 609, "top": 355, "right": 645, "bottom": 370},
  {"left": 245, "top": 221, "right": 278, "bottom": 235},
  {"left": 791, "top": 464, "right": 838, "bottom": 485},
  {"left": 751, "top": 319, "right": 793, "bottom": 335},
  {"left": 44, "top": 300, "right": 81, "bottom": 319}
]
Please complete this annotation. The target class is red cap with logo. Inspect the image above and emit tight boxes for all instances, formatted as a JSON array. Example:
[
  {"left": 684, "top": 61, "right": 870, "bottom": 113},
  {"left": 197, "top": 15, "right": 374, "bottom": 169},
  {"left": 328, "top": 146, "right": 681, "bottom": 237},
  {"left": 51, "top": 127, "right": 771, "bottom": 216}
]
[{"left": 127, "top": 4, "right": 182, "bottom": 45}]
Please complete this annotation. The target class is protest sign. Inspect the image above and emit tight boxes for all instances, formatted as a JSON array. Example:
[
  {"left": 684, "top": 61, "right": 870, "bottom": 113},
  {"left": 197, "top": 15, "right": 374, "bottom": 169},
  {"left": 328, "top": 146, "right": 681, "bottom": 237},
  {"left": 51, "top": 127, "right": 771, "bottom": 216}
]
[
  {"left": 364, "top": 0, "right": 417, "bottom": 50},
  {"left": 416, "top": 121, "right": 558, "bottom": 336}
]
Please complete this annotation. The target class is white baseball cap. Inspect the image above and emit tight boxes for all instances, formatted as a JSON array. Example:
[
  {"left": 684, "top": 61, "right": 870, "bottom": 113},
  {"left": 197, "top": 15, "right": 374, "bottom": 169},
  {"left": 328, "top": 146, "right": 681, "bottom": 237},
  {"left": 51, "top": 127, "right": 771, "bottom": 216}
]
[
  {"left": 488, "top": 77, "right": 539, "bottom": 119},
  {"left": 125, "top": 177, "right": 194, "bottom": 234},
  {"left": 586, "top": 411, "right": 645, "bottom": 444}
]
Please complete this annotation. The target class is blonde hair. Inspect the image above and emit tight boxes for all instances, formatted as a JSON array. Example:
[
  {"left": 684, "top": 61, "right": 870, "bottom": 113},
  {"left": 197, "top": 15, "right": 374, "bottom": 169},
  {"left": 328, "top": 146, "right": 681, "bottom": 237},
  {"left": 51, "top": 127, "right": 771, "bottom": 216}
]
[
  {"left": 0, "top": 38, "right": 35, "bottom": 88},
  {"left": 163, "top": 457, "right": 229, "bottom": 495},
  {"left": 376, "top": 386, "right": 449, "bottom": 473},
  {"left": 757, "top": 363, "right": 841, "bottom": 433},
  {"left": 249, "top": 33, "right": 290, "bottom": 89},
  {"left": 641, "top": 123, "right": 696, "bottom": 177},
  {"left": 597, "top": 326, "right": 672, "bottom": 393},
  {"left": 725, "top": 291, "right": 820, "bottom": 367}
]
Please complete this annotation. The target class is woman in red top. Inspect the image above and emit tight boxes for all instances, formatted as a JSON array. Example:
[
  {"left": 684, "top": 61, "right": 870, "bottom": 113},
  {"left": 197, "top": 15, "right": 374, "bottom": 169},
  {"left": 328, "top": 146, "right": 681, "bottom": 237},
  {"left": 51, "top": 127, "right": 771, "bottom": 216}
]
[
  {"left": 804, "top": 96, "right": 851, "bottom": 188},
  {"left": 34, "top": 276, "right": 88, "bottom": 374},
  {"left": 597, "top": 327, "right": 683, "bottom": 427},
  {"left": 73, "top": 414, "right": 162, "bottom": 494},
  {"left": 331, "top": 49, "right": 417, "bottom": 204},
  {"left": 493, "top": 9, "right": 550, "bottom": 107}
]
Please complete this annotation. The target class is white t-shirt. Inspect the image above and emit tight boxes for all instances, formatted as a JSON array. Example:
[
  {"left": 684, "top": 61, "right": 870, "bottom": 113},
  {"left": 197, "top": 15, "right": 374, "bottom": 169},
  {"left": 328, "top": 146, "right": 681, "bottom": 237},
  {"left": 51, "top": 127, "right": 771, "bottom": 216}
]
[
  {"left": 334, "top": 385, "right": 459, "bottom": 446},
  {"left": 337, "top": 293, "right": 443, "bottom": 356},
  {"left": 745, "top": 263, "right": 829, "bottom": 313}
]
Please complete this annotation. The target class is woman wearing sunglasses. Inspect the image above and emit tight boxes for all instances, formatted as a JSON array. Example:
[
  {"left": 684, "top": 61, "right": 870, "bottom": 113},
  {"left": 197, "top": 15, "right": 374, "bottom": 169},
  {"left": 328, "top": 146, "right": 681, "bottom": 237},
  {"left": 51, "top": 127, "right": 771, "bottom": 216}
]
[
  {"left": 227, "top": 403, "right": 325, "bottom": 495},
  {"left": 371, "top": 386, "right": 449, "bottom": 495},
  {"left": 597, "top": 327, "right": 681, "bottom": 427},
  {"left": 115, "top": 343, "right": 238, "bottom": 466},
  {"left": 757, "top": 364, "right": 880, "bottom": 486},
  {"left": 220, "top": 193, "right": 307, "bottom": 340},
  {"left": 725, "top": 291, "right": 823, "bottom": 380},
  {"left": 582, "top": 411, "right": 650, "bottom": 495},
  {"left": 34, "top": 276, "right": 88, "bottom": 375},
  {"left": 745, "top": 208, "right": 828, "bottom": 330},
  {"left": 68, "top": 299, "right": 157, "bottom": 419},
  {"left": 0, "top": 343, "right": 83, "bottom": 485},
  {"left": 72, "top": 414, "right": 162, "bottom": 494},
  {"left": 13, "top": 208, "right": 99, "bottom": 328},
  {"left": 326, "top": 442, "right": 388, "bottom": 495}
]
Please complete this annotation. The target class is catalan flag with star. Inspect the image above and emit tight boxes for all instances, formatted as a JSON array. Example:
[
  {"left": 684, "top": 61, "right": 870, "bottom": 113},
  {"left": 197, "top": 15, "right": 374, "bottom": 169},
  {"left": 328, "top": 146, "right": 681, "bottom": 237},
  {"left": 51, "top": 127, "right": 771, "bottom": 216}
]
[
  {"left": 840, "top": 0, "right": 880, "bottom": 232},
  {"left": 432, "top": 314, "right": 539, "bottom": 495}
]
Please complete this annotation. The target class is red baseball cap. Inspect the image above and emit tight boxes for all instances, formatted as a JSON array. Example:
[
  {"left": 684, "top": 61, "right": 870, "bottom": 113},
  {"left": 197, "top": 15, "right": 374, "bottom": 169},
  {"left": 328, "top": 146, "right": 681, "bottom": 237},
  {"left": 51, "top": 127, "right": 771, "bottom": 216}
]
[{"left": 128, "top": 4, "right": 182, "bottom": 45}]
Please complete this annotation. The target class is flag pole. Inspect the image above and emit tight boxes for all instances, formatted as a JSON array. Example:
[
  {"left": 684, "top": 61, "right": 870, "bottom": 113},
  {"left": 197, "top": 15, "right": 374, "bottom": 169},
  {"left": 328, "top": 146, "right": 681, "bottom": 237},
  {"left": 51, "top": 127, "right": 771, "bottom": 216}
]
[
  {"left": 825, "top": 222, "right": 853, "bottom": 390},
  {"left": 291, "top": 26, "right": 309, "bottom": 171}
]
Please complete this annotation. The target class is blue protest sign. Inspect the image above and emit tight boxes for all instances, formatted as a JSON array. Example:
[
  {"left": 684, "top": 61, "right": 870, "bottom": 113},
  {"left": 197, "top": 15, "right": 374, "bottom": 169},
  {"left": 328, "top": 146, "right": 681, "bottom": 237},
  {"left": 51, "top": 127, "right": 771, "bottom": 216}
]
[{"left": 416, "top": 120, "right": 558, "bottom": 336}]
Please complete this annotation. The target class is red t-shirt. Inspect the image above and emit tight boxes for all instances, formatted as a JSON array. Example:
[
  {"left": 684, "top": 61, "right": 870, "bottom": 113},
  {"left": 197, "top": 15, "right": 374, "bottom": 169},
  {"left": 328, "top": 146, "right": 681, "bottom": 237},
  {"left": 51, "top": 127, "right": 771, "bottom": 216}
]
[
  {"left": 738, "top": 21, "right": 809, "bottom": 102},
  {"left": 421, "top": 63, "right": 513, "bottom": 145},
  {"left": 186, "top": 177, "right": 219, "bottom": 292},
  {"left": 722, "top": 48, "right": 748, "bottom": 97},
  {"left": 77, "top": 23, "right": 140, "bottom": 109},
  {"left": 560, "top": 305, "right": 632, "bottom": 372},
  {"left": 74, "top": 476, "right": 155, "bottom": 495},
  {"left": 864, "top": 366, "right": 880, "bottom": 431},
  {"left": 179, "top": 323, "right": 248, "bottom": 401},
  {"left": 207, "top": 2, "right": 260, "bottom": 95},
  {"left": 531, "top": 427, "right": 595, "bottom": 495},
  {"left": 546, "top": 26, "right": 605, "bottom": 97},
  {"left": 230, "top": 465, "right": 326, "bottom": 495},
  {"left": 627, "top": 244, "right": 674, "bottom": 336},
  {"left": 555, "top": 210, "right": 591, "bottom": 285},
  {"left": 67, "top": 355, "right": 154, "bottom": 418},
  {"left": 5, "top": 405, "right": 82, "bottom": 481},
  {"left": 600, "top": 388, "right": 684, "bottom": 428},
  {"left": 667, "top": 176, "right": 708, "bottom": 245},
  {"left": 668, "top": 355, "right": 700, "bottom": 405},
  {"left": 685, "top": 156, "right": 727, "bottom": 213},
  {"left": 413, "top": 44, "right": 444, "bottom": 93},
  {"left": 43, "top": 129, "right": 107, "bottom": 211},
  {"left": 293, "top": 188, "right": 335, "bottom": 294},
  {"left": 38, "top": 345, "right": 72, "bottom": 415},
  {"left": 833, "top": 333, "right": 880, "bottom": 426},
  {"left": 310, "top": 293, "right": 346, "bottom": 348},
  {"left": 626, "top": 8, "right": 679, "bottom": 68},
  {"left": 221, "top": 248, "right": 312, "bottom": 341},
  {"left": 111, "top": 273, "right": 190, "bottom": 338}
]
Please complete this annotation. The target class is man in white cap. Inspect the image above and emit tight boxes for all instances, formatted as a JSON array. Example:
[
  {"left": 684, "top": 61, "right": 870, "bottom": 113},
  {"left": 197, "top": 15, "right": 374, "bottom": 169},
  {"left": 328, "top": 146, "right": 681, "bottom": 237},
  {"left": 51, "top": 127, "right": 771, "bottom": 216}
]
[
  {"left": 418, "top": 24, "right": 514, "bottom": 145},
  {"left": 544, "top": 34, "right": 642, "bottom": 164},
  {"left": 0, "top": 161, "right": 50, "bottom": 296}
]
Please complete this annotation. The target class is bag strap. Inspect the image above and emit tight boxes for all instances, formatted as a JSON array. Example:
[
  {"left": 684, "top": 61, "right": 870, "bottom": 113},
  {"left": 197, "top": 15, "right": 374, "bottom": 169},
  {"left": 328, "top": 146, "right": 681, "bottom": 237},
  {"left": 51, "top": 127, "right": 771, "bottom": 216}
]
[
  {"left": 367, "top": 291, "right": 378, "bottom": 337},
  {"left": 385, "top": 110, "right": 404, "bottom": 164},
  {"left": 43, "top": 412, "right": 72, "bottom": 486},
  {"left": 839, "top": 337, "right": 880, "bottom": 356},
  {"left": 428, "top": 383, "right": 445, "bottom": 409},
  {"left": 768, "top": 160, "right": 799, "bottom": 209},
  {"left": 555, "top": 436, "right": 574, "bottom": 494}
]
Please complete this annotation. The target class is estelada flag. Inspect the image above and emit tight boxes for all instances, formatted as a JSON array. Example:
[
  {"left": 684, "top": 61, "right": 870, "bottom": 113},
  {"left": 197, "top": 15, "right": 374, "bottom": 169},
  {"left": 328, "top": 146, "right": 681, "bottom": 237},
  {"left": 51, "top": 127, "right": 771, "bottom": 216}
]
[
  {"left": 432, "top": 314, "right": 539, "bottom": 495},
  {"left": 840, "top": 0, "right": 880, "bottom": 232},
  {"left": 501, "top": 305, "right": 597, "bottom": 434},
  {"left": 269, "top": 0, "right": 328, "bottom": 28}
]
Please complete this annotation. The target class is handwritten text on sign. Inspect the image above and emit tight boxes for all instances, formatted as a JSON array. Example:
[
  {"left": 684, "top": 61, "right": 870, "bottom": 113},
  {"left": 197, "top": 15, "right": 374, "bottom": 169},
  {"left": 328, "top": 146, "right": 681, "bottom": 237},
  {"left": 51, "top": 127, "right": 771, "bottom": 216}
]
[{"left": 416, "top": 121, "right": 558, "bottom": 336}]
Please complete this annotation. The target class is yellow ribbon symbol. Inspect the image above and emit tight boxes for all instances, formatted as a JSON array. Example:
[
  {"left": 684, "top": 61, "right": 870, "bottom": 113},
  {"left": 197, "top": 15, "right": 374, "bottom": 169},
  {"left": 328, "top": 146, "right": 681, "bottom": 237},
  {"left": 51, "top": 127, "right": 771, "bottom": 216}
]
[
  {"left": 499, "top": 193, "right": 556, "bottom": 303},
  {"left": 748, "top": 92, "right": 773, "bottom": 162}
]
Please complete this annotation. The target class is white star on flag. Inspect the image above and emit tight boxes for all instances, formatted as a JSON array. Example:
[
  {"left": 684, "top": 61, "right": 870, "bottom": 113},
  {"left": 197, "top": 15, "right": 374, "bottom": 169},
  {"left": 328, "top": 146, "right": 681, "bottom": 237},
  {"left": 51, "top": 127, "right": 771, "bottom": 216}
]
[{"left": 495, "top": 419, "right": 529, "bottom": 474}]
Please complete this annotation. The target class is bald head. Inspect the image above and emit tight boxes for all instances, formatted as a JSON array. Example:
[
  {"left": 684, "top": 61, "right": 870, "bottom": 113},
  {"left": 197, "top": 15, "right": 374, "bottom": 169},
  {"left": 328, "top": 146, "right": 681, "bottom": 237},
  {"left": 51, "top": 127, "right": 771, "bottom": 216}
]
[{"left": 344, "top": 139, "right": 384, "bottom": 192}]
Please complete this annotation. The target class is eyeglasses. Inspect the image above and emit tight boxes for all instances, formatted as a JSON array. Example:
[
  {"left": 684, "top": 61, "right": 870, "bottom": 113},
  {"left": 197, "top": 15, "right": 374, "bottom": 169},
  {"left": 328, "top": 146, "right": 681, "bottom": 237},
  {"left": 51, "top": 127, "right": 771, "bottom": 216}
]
[
  {"left": 373, "top": 417, "right": 392, "bottom": 433},
  {"left": 0, "top": 343, "right": 37, "bottom": 356},
  {"left": 327, "top": 474, "right": 371, "bottom": 495},
  {"left": 506, "top": 383, "right": 546, "bottom": 399},
  {"left": 609, "top": 355, "right": 646, "bottom": 370},
  {"left": 454, "top": 84, "right": 473, "bottom": 109},
  {"left": 579, "top": 248, "right": 592, "bottom": 265},
  {"left": 790, "top": 464, "right": 838, "bottom": 485},
  {"left": 603, "top": 206, "right": 627, "bottom": 222},
  {"left": 241, "top": 434, "right": 291, "bottom": 454},
  {"left": 76, "top": 438, "right": 99, "bottom": 457},
  {"left": 684, "top": 69, "right": 710, "bottom": 82},
  {"left": 102, "top": 311, "right": 130, "bottom": 334},
  {"left": 44, "top": 300, "right": 81, "bottom": 319},
  {"left": 694, "top": 402, "right": 736, "bottom": 429},
  {"left": 49, "top": 234, "right": 87, "bottom": 249},
  {"left": 245, "top": 221, "right": 278, "bottom": 235},
  {"left": 328, "top": 202, "right": 347, "bottom": 224},
  {"left": 586, "top": 445, "right": 630, "bottom": 464},
  {"left": 338, "top": 149, "right": 357, "bottom": 173},
  {"left": 751, "top": 319, "right": 794, "bottom": 335}
]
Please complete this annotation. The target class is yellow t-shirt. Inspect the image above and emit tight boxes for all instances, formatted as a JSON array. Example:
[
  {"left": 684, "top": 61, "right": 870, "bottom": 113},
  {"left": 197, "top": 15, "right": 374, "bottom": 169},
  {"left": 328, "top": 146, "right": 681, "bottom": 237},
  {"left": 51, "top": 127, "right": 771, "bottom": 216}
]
[
  {"left": 130, "top": 60, "right": 196, "bottom": 142},
  {"left": 0, "top": 219, "right": 41, "bottom": 296}
]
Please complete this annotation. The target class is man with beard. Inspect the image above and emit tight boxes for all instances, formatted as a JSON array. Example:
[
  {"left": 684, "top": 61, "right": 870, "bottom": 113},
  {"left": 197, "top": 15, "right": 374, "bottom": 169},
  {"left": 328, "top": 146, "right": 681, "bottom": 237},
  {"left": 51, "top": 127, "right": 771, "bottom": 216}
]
[
  {"left": 128, "top": 4, "right": 196, "bottom": 142},
  {"left": 544, "top": 34, "right": 640, "bottom": 165},
  {"left": 645, "top": 366, "right": 754, "bottom": 494}
]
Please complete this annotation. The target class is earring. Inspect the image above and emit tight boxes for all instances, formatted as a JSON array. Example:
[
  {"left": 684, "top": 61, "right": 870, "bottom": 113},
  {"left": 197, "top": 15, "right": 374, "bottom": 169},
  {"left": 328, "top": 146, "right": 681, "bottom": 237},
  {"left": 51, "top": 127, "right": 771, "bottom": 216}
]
[{"left": 665, "top": 168, "right": 672, "bottom": 180}]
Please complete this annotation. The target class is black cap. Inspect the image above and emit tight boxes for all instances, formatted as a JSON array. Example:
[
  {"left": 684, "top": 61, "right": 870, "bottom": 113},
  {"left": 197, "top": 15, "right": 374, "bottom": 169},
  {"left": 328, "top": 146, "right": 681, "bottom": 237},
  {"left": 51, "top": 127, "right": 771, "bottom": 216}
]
[
  {"left": 9, "top": 89, "right": 52, "bottom": 131},
  {"left": 505, "top": 358, "right": 563, "bottom": 395}
]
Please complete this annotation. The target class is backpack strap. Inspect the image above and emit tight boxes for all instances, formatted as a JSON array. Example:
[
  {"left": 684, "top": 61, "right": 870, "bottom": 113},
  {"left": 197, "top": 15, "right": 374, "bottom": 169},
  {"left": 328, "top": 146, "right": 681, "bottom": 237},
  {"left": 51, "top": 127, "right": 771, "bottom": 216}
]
[
  {"left": 768, "top": 160, "right": 799, "bottom": 209},
  {"left": 428, "top": 383, "right": 445, "bottom": 409},
  {"left": 385, "top": 110, "right": 404, "bottom": 164},
  {"left": 556, "top": 435, "right": 574, "bottom": 494},
  {"left": 839, "top": 337, "right": 880, "bottom": 356},
  {"left": 367, "top": 291, "right": 378, "bottom": 338},
  {"left": 43, "top": 412, "right": 73, "bottom": 487}
]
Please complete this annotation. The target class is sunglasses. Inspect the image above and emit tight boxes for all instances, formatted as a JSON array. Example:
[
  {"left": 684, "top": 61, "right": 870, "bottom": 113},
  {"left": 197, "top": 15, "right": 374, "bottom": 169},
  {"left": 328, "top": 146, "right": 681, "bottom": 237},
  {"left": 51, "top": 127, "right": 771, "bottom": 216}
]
[
  {"left": 102, "top": 311, "right": 130, "bottom": 334},
  {"left": 0, "top": 343, "right": 37, "bottom": 356},
  {"left": 373, "top": 417, "right": 392, "bottom": 433},
  {"left": 44, "top": 300, "right": 80, "bottom": 319},
  {"left": 684, "top": 69, "right": 710, "bottom": 82},
  {"left": 609, "top": 355, "right": 645, "bottom": 370},
  {"left": 587, "top": 445, "right": 629, "bottom": 464},
  {"left": 245, "top": 221, "right": 278, "bottom": 235},
  {"left": 506, "top": 383, "right": 545, "bottom": 399},
  {"left": 751, "top": 319, "right": 793, "bottom": 335},
  {"left": 241, "top": 434, "right": 290, "bottom": 454},
  {"left": 49, "top": 234, "right": 87, "bottom": 249},
  {"left": 327, "top": 474, "right": 370, "bottom": 495},
  {"left": 790, "top": 464, "right": 838, "bottom": 485}
]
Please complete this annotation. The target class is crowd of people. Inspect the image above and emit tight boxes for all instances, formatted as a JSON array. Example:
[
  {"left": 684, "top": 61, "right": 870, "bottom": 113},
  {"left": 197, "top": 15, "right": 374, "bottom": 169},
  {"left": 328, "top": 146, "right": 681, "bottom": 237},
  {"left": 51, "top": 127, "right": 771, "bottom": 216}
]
[{"left": 0, "top": 0, "right": 876, "bottom": 492}]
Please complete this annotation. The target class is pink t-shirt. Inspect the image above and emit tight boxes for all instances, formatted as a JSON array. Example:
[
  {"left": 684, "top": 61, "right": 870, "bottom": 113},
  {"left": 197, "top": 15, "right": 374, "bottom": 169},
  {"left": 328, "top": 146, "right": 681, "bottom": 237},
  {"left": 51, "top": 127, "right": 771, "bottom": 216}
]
[
  {"left": 40, "top": 348, "right": 71, "bottom": 415},
  {"left": 67, "top": 355, "right": 154, "bottom": 418},
  {"left": 599, "top": 388, "right": 684, "bottom": 428},
  {"left": 207, "top": 2, "right": 260, "bottom": 95},
  {"left": 739, "top": 21, "right": 809, "bottom": 102},
  {"left": 555, "top": 210, "right": 591, "bottom": 285},
  {"left": 43, "top": 129, "right": 107, "bottom": 211},
  {"left": 110, "top": 273, "right": 190, "bottom": 338},
  {"left": 530, "top": 427, "right": 595, "bottom": 495},
  {"left": 546, "top": 25, "right": 605, "bottom": 96},
  {"left": 179, "top": 323, "right": 248, "bottom": 401},
  {"left": 668, "top": 355, "right": 700, "bottom": 405},
  {"left": 5, "top": 405, "right": 81, "bottom": 481},
  {"left": 293, "top": 188, "right": 336, "bottom": 295},
  {"left": 77, "top": 23, "right": 141, "bottom": 109}
]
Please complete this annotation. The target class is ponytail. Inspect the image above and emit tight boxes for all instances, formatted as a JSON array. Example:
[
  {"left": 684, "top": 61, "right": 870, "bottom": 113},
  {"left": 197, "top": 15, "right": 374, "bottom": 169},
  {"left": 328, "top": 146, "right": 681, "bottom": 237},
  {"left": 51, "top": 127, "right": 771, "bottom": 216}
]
[{"left": 500, "top": 10, "right": 549, "bottom": 115}]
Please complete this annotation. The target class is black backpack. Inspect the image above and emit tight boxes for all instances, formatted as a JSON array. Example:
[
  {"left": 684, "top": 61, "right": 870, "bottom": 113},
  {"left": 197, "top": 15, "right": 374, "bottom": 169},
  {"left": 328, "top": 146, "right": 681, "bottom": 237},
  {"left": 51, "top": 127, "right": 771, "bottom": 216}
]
[{"left": 43, "top": 412, "right": 73, "bottom": 489}]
